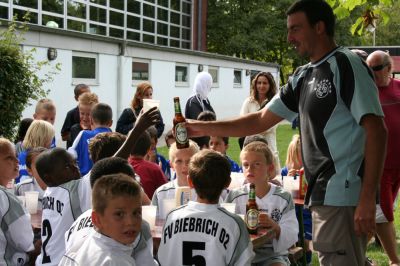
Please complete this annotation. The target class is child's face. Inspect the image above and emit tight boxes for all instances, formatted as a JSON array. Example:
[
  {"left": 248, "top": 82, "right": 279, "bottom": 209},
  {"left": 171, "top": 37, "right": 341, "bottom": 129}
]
[
  {"left": 209, "top": 136, "right": 227, "bottom": 154},
  {"left": 171, "top": 149, "right": 195, "bottom": 181},
  {"left": 94, "top": 195, "right": 142, "bottom": 245},
  {"left": 50, "top": 156, "right": 80, "bottom": 186},
  {"left": 34, "top": 109, "right": 56, "bottom": 125},
  {"left": 0, "top": 144, "right": 19, "bottom": 185},
  {"left": 78, "top": 104, "right": 92, "bottom": 129},
  {"left": 240, "top": 151, "right": 271, "bottom": 184}
]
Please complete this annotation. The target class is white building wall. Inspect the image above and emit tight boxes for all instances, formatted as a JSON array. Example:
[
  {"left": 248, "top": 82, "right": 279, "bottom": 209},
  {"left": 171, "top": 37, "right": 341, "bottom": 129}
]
[{"left": 19, "top": 31, "right": 279, "bottom": 147}]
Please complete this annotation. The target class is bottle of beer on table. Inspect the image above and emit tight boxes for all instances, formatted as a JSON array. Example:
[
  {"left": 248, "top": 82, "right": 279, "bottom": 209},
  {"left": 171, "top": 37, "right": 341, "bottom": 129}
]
[
  {"left": 245, "top": 183, "right": 259, "bottom": 235},
  {"left": 173, "top": 97, "right": 189, "bottom": 149}
]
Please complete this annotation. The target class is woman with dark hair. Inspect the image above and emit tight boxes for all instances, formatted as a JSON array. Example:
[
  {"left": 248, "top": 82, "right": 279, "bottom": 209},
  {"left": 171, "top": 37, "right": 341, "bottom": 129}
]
[
  {"left": 116, "top": 81, "right": 164, "bottom": 137},
  {"left": 240, "top": 72, "right": 280, "bottom": 168}
]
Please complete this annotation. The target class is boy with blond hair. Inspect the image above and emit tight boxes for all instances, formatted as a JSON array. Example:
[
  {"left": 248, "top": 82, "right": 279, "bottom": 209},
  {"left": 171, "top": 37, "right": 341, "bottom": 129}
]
[
  {"left": 33, "top": 99, "right": 56, "bottom": 125},
  {"left": 69, "top": 92, "right": 99, "bottom": 146},
  {"left": 157, "top": 150, "right": 254, "bottom": 265},
  {"left": 61, "top": 84, "right": 90, "bottom": 147},
  {"left": 0, "top": 138, "right": 39, "bottom": 265},
  {"left": 60, "top": 174, "right": 143, "bottom": 265},
  {"left": 33, "top": 98, "right": 57, "bottom": 148},
  {"left": 151, "top": 140, "right": 199, "bottom": 218},
  {"left": 226, "top": 141, "right": 298, "bottom": 265}
]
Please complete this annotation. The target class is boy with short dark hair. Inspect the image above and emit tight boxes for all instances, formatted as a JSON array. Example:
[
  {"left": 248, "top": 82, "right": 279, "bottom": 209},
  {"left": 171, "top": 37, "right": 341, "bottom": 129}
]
[
  {"left": 68, "top": 103, "right": 113, "bottom": 175},
  {"left": 225, "top": 141, "right": 298, "bottom": 265},
  {"left": 60, "top": 174, "right": 144, "bottom": 264},
  {"left": 35, "top": 148, "right": 89, "bottom": 266},
  {"left": 128, "top": 131, "right": 167, "bottom": 198},
  {"left": 15, "top": 147, "right": 47, "bottom": 208},
  {"left": 157, "top": 149, "right": 255, "bottom": 265},
  {"left": 209, "top": 136, "right": 242, "bottom": 172},
  {"left": 64, "top": 157, "right": 155, "bottom": 266},
  {"left": 146, "top": 125, "right": 171, "bottom": 180}
]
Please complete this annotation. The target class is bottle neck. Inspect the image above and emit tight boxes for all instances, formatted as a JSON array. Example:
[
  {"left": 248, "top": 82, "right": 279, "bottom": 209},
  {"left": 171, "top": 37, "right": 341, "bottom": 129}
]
[
  {"left": 174, "top": 100, "right": 182, "bottom": 114},
  {"left": 249, "top": 187, "right": 256, "bottom": 201}
]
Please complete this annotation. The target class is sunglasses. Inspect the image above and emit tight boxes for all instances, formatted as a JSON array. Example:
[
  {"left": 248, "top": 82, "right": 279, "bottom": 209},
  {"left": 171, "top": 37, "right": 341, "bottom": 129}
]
[{"left": 371, "top": 63, "right": 389, "bottom": 72}]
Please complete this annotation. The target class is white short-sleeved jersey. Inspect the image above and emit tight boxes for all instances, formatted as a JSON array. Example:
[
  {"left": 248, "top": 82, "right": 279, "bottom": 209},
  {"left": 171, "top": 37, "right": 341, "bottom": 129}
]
[
  {"left": 36, "top": 179, "right": 89, "bottom": 266},
  {"left": 152, "top": 180, "right": 228, "bottom": 217},
  {"left": 59, "top": 231, "right": 136, "bottom": 266},
  {"left": 157, "top": 201, "right": 254, "bottom": 266},
  {"left": 225, "top": 183, "right": 298, "bottom": 262},
  {"left": 151, "top": 180, "right": 196, "bottom": 215},
  {"left": 65, "top": 208, "right": 155, "bottom": 265},
  {"left": 15, "top": 177, "right": 44, "bottom": 209},
  {"left": 0, "top": 186, "right": 34, "bottom": 265},
  {"left": 80, "top": 172, "right": 92, "bottom": 211}
]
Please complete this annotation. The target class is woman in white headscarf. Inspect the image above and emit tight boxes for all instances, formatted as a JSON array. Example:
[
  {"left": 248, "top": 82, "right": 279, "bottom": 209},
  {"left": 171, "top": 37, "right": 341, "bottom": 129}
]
[{"left": 185, "top": 72, "right": 215, "bottom": 120}]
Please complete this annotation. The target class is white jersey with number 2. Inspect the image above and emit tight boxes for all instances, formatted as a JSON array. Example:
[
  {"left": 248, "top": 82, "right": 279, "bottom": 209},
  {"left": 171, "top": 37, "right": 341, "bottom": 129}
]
[{"left": 36, "top": 179, "right": 89, "bottom": 266}]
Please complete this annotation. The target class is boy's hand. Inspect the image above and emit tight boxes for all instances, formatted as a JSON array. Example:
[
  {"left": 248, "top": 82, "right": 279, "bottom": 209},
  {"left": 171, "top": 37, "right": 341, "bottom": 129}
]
[
  {"left": 134, "top": 107, "right": 160, "bottom": 133},
  {"left": 258, "top": 213, "right": 281, "bottom": 239}
]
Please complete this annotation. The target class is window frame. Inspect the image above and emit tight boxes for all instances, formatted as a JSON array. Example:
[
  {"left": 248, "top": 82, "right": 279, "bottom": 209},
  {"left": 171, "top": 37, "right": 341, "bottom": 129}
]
[
  {"left": 233, "top": 69, "right": 242, "bottom": 88},
  {"left": 71, "top": 51, "right": 99, "bottom": 85},
  {"left": 175, "top": 63, "right": 189, "bottom": 87},
  {"left": 132, "top": 58, "right": 151, "bottom": 84},
  {"left": 208, "top": 66, "right": 219, "bottom": 88}
]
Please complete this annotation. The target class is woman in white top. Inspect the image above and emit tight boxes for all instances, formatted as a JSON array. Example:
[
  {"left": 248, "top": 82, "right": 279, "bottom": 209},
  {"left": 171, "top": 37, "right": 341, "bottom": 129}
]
[{"left": 240, "top": 72, "right": 280, "bottom": 169}]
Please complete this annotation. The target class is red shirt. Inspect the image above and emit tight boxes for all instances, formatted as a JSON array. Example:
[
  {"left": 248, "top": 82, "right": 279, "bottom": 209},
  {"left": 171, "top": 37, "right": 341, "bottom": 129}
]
[
  {"left": 128, "top": 157, "right": 167, "bottom": 198},
  {"left": 379, "top": 78, "right": 400, "bottom": 169}
]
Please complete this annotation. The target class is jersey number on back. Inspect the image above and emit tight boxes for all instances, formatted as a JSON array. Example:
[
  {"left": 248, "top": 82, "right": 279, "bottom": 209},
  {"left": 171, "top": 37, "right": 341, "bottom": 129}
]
[
  {"left": 183, "top": 241, "right": 206, "bottom": 266},
  {"left": 42, "top": 219, "right": 53, "bottom": 263}
]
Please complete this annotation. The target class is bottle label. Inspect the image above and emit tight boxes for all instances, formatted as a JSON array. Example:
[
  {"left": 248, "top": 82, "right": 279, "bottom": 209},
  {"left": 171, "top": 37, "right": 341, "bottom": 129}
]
[
  {"left": 246, "top": 209, "right": 259, "bottom": 229},
  {"left": 175, "top": 123, "right": 188, "bottom": 144}
]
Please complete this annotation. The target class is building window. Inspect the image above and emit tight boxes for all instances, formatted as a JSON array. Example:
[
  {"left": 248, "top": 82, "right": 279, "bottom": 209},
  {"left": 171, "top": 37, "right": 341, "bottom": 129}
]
[
  {"left": 72, "top": 52, "right": 98, "bottom": 83},
  {"left": 132, "top": 59, "right": 150, "bottom": 82},
  {"left": 234, "top": 69, "right": 242, "bottom": 86},
  {"left": 5, "top": 0, "right": 192, "bottom": 49},
  {"left": 175, "top": 64, "right": 188, "bottom": 85},
  {"left": 208, "top": 66, "right": 219, "bottom": 87}
]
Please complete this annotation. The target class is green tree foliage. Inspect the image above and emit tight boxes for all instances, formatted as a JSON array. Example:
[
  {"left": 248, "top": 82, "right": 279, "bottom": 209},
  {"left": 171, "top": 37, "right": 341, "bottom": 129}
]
[
  {"left": 207, "top": 0, "right": 301, "bottom": 84},
  {"left": 0, "top": 19, "right": 59, "bottom": 139},
  {"left": 207, "top": 0, "right": 366, "bottom": 83},
  {"left": 326, "top": 0, "right": 394, "bottom": 35}
]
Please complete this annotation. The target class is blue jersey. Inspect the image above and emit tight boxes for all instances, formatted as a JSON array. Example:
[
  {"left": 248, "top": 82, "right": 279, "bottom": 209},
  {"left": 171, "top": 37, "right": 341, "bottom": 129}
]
[
  {"left": 226, "top": 155, "right": 242, "bottom": 173},
  {"left": 17, "top": 150, "right": 29, "bottom": 184},
  {"left": 68, "top": 127, "right": 111, "bottom": 175}
]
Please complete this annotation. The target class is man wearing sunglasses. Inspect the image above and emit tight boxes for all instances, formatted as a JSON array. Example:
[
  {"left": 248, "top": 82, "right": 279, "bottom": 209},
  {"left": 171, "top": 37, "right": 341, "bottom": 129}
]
[{"left": 367, "top": 50, "right": 400, "bottom": 266}]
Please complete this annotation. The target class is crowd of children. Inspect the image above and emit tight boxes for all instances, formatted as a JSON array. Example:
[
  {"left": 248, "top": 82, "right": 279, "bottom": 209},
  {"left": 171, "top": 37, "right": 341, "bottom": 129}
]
[{"left": 0, "top": 82, "right": 311, "bottom": 266}]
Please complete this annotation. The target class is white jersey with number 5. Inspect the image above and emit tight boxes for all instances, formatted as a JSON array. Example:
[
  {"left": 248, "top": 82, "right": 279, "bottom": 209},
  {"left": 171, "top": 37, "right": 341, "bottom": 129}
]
[
  {"left": 157, "top": 201, "right": 254, "bottom": 266},
  {"left": 36, "top": 179, "right": 89, "bottom": 266}
]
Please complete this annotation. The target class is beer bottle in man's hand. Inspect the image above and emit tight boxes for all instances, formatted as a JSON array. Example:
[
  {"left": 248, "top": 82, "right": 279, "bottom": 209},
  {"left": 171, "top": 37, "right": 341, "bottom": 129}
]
[
  {"left": 245, "top": 183, "right": 259, "bottom": 234},
  {"left": 173, "top": 97, "right": 189, "bottom": 149}
]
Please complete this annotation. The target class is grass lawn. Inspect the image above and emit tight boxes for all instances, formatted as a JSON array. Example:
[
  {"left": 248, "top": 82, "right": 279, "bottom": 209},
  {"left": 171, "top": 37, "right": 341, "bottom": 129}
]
[{"left": 158, "top": 124, "right": 399, "bottom": 265}]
